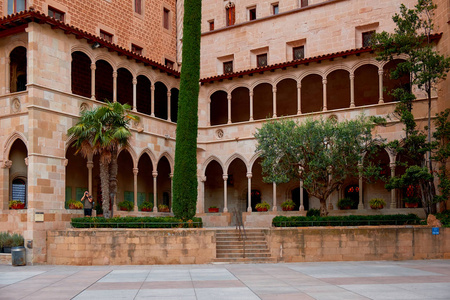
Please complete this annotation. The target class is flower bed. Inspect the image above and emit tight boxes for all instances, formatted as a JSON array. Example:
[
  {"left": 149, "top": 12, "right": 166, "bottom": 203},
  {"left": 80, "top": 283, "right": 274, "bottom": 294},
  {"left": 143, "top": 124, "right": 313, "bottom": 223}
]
[
  {"left": 272, "top": 214, "right": 422, "bottom": 227},
  {"left": 71, "top": 216, "right": 203, "bottom": 228}
]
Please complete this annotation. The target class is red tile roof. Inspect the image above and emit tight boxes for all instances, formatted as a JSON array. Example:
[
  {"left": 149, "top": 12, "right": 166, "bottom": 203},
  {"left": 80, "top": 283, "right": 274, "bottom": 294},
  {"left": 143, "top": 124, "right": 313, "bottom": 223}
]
[{"left": 0, "top": 9, "right": 180, "bottom": 78}]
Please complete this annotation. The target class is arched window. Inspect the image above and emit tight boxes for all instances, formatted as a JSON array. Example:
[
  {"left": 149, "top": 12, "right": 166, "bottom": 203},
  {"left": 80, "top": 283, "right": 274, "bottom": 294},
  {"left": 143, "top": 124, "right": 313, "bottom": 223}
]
[
  {"left": 12, "top": 178, "right": 26, "bottom": 206},
  {"left": 10, "top": 46, "right": 27, "bottom": 93},
  {"left": 226, "top": 2, "right": 235, "bottom": 26}
]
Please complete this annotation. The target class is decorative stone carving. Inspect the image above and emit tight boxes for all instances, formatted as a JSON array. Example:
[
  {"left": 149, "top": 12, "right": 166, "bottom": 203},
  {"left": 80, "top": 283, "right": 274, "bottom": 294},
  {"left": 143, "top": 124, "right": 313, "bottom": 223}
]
[
  {"left": 80, "top": 102, "right": 90, "bottom": 113},
  {"left": 24, "top": 157, "right": 28, "bottom": 166},
  {"left": 216, "top": 129, "right": 224, "bottom": 139},
  {"left": 11, "top": 98, "right": 21, "bottom": 113},
  {"left": 2, "top": 160, "right": 12, "bottom": 169}
]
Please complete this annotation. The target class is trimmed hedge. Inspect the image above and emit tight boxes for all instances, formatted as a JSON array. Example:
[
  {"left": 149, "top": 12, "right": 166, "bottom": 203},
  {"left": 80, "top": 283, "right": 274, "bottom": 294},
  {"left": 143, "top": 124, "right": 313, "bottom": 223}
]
[
  {"left": 436, "top": 210, "right": 450, "bottom": 227},
  {"left": 272, "top": 214, "right": 421, "bottom": 227},
  {"left": 71, "top": 216, "right": 203, "bottom": 228}
]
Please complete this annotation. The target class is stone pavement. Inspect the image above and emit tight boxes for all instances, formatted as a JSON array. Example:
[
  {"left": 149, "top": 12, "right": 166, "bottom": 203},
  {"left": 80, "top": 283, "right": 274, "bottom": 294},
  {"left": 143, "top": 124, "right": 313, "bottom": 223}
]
[{"left": 0, "top": 260, "right": 449, "bottom": 300}]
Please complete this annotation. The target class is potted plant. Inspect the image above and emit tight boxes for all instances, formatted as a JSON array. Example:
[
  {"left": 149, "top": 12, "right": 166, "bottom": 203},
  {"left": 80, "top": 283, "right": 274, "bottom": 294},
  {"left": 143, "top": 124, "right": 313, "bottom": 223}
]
[
  {"left": 404, "top": 197, "right": 420, "bottom": 208},
  {"left": 255, "top": 201, "right": 270, "bottom": 212},
  {"left": 337, "top": 198, "right": 355, "bottom": 210},
  {"left": 208, "top": 206, "right": 219, "bottom": 213},
  {"left": 369, "top": 198, "right": 386, "bottom": 209},
  {"left": 117, "top": 200, "right": 133, "bottom": 211},
  {"left": 67, "top": 199, "right": 83, "bottom": 209},
  {"left": 11, "top": 233, "right": 24, "bottom": 247},
  {"left": 139, "top": 201, "right": 153, "bottom": 212},
  {"left": 158, "top": 204, "right": 170, "bottom": 212},
  {"left": 2, "top": 232, "right": 13, "bottom": 253},
  {"left": 9, "top": 200, "right": 25, "bottom": 209},
  {"left": 281, "top": 200, "right": 296, "bottom": 211}
]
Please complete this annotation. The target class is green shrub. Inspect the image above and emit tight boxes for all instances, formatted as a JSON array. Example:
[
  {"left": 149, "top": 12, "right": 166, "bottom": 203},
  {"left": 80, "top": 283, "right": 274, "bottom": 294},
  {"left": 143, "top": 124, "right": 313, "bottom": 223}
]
[
  {"left": 272, "top": 214, "right": 421, "bottom": 227},
  {"left": 306, "top": 208, "right": 320, "bottom": 217},
  {"left": 436, "top": 210, "right": 450, "bottom": 227},
  {"left": 281, "top": 200, "right": 296, "bottom": 210},
  {"left": 71, "top": 216, "right": 203, "bottom": 228},
  {"left": 255, "top": 201, "right": 271, "bottom": 210},
  {"left": 11, "top": 233, "right": 24, "bottom": 247},
  {"left": 369, "top": 198, "right": 386, "bottom": 209},
  {"left": 1, "top": 232, "right": 13, "bottom": 248},
  {"left": 139, "top": 201, "right": 153, "bottom": 211}
]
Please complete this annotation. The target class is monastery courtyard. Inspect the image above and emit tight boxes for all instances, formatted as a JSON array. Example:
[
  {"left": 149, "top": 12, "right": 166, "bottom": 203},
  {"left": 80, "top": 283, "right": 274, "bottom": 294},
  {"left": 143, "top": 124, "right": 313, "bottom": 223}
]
[{"left": 0, "top": 260, "right": 449, "bottom": 300}]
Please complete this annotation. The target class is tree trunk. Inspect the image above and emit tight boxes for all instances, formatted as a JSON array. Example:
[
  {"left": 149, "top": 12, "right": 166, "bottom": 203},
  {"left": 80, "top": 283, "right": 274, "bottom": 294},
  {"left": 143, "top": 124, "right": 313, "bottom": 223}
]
[
  {"left": 319, "top": 199, "right": 328, "bottom": 216},
  {"left": 109, "top": 148, "right": 118, "bottom": 218},
  {"left": 100, "top": 158, "right": 110, "bottom": 218}
]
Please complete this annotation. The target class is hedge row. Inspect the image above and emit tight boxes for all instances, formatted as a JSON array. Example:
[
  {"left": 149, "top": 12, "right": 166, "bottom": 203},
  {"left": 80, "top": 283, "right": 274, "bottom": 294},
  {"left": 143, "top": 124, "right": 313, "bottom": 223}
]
[
  {"left": 71, "top": 216, "right": 203, "bottom": 228},
  {"left": 272, "top": 214, "right": 422, "bottom": 227},
  {"left": 436, "top": 211, "right": 450, "bottom": 227}
]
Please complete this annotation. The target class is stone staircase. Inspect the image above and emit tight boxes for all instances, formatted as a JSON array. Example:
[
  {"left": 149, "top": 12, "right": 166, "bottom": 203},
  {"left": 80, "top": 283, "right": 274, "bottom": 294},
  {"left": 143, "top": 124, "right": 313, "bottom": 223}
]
[{"left": 213, "top": 229, "right": 277, "bottom": 263}]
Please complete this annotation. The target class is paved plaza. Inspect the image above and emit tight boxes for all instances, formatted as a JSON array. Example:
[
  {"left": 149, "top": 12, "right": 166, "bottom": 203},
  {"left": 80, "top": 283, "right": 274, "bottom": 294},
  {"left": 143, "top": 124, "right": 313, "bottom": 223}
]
[{"left": 0, "top": 260, "right": 449, "bottom": 300}]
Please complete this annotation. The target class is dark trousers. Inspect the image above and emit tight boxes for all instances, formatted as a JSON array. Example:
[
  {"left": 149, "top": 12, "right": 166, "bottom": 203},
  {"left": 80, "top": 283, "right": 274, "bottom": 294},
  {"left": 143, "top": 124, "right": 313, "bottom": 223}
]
[{"left": 84, "top": 208, "right": 92, "bottom": 216}]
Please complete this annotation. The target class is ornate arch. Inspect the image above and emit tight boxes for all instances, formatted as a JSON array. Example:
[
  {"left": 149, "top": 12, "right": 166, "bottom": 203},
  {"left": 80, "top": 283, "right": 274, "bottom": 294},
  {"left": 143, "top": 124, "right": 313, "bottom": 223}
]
[
  {"left": 202, "top": 155, "right": 225, "bottom": 177},
  {"left": 93, "top": 54, "right": 116, "bottom": 70},
  {"left": 70, "top": 45, "right": 94, "bottom": 62},
  {"left": 137, "top": 148, "right": 157, "bottom": 171},
  {"left": 136, "top": 71, "right": 155, "bottom": 83},
  {"left": 3, "top": 131, "right": 28, "bottom": 160},
  {"left": 118, "top": 146, "right": 138, "bottom": 168},
  {"left": 250, "top": 80, "right": 274, "bottom": 90},
  {"left": 225, "top": 153, "right": 249, "bottom": 173},
  {"left": 116, "top": 64, "right": 136, "bottom": 78},
  {"left": 249, "top": 151, "right": 262, "bottom": 170},
  {"left": 157, "top": 152, "right": 174, "bottom": 173},
  {"left": 5, "top": 41, "right": 27, "bottom": 58},
  {"left": 351, "top": 59, "right": 381, "bottom": 72},
  {"left": 299, "top": 70, "right": 324, "bottom": 81},
  {"left": 324, "top": 65, "right": 352, "bottom": 77},
  {"left": 274, "top": 75, "right": 299, "bottom": 86},
  {"left": 230, "top": 84, "right": 251, "bottom": 94}
]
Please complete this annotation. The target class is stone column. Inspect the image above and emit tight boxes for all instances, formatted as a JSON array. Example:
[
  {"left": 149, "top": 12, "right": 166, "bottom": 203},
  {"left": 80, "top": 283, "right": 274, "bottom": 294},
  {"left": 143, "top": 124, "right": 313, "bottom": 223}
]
[
  {"left": 249, "top": 91, "right": 254, "bottom": 121},
  {"left": 223, "top": 174, "right": 228, "bottom": 212},
  {"left": 358, "top": 163, "right": 364, "bottom": 210},
  {"left": 6, "top": 57, "right": 10, "bottom": 94},
  {"left": 87, "top": 161, "right": 94, "bottom": 196},
  {"left": 133, "top": 168, "right": 138, "bottom": 211},
  {"left": 390, "top": 163, "right": 396, "bottom": 208},
  {"left": 207, "top": 100, "right": 211, "bottom": 126},
  {"left": 299, "top": 179, "right": 304, "bottom": 211},
  {"left": 167, "top": 90, "right": 172, "bottom": 122},
  {"left": 272, "top": 182, "right": 277, "bottom": 211},
  {"left": 227, "top": 93, "right": 232, "bottom": 124},
  {"left": 170, "top": 173, "right": 173, "bottom": 212},
  {"left": 378, "top": 69, "right": 384, "bottom": 104},
  {"left": 297, "top": 82, "right": 302, "bottom": 115},
  {"left": 322, "top": 78, "right": 327, "bottom": 111},
  {"left": 199, "top": 176, "right": 206, "bottom": 213},
  {"left": 247, "top": 172, "right": 252, "bottom": 212},
  {"left": 132, "top": 77, "right": 137, "bottom": 112},
  {"left": 90, "top": 63, "right": 96, "bottom": 100},
  {"left": 350, "top": 73, "right": 355, "bottom": 108},
  {"left": 1, "top": 160, "right": 12, "bottom": 210},
  {"left": 272, "top": 87, "right": 277, "bottom": 118},
  {"left": 151, "top": 84, "right": 155, "bottom": 117},
  {"left": 112, "top": 71, "right": 117, "bottom": 102},
  {"left": 152, "top": 171, "right": 158, "bottom": 211}
]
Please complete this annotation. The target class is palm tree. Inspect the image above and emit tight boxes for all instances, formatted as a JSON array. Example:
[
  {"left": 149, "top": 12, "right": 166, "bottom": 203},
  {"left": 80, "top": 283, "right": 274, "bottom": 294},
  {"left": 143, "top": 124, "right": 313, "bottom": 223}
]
[{"left": 67, "top": 101, "right": 139, "bottom": 218}]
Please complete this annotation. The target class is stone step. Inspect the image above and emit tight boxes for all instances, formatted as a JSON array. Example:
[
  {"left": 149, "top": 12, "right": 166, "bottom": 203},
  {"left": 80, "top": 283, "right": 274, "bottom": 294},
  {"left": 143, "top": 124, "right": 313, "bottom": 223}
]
[
  {"left": 217, "top": 249, "right": 270, "bottom": 254},
  {"left": 216, "top": 253, "right": 272, "bottom": 259},
  {"left": 216, "top": 245, "right": 268, "bottom": 250},
  {"left": 212, "top": 257, "right": 278, "bottom": 264}
]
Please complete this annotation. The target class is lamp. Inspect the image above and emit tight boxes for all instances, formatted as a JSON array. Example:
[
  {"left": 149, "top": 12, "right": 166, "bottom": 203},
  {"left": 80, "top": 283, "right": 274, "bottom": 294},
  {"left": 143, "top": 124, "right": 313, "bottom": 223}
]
[{"left": 91, "top": 42, "right": 101, "bottom": 49}]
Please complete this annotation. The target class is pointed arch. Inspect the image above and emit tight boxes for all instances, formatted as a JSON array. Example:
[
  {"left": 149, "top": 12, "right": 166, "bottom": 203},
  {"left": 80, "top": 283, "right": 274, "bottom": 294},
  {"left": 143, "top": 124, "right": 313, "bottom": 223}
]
[
  {"left": 157, "top": 152, "right": 174, "bottom": 173},
  {"left": 118, "top": 146, "right": 138, "bottom": 168},
  {"left": 202, "top": 155, "right": 225, "bottom": 176},
  {"left": 249, "top": 151, "right": 262, "bottom": 170},
  {"left": 138, "top": 148, "right": 157, "bottom": 171},
  {"left": 225, "top": 153, "right": 249, "bottom": 173},
  {"left": 3, "top": 131, "right": 27, "bottom": 160}
]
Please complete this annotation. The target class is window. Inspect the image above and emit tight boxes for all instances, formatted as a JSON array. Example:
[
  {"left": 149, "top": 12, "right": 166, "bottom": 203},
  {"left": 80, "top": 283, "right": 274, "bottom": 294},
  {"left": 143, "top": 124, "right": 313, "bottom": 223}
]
[
  {"left": 48, "top": 6, "right": 65, "bottom": 22},
  {"left": 226, "top": 3, "right": 235, "bottom": 26},
  {"left": 7, "top": 0, "right": 26, "bottom": 14},
  {"left": 100, "top": 30, "right": 113, "bottom": 43},
  {"left": 300, "top": 0, "right": 308, "bottom": 8},
  {"left": 12, "top": 178, "right": 26, "bottom": 206},
  {"left": 223, "top": 61, "right": 233, "bottom": 74},
  {"left": 249, "top": 7, "right": 257, "bottom": 21},
  {"left": 208, "top": 20, "right": 215, "bottom": 31},
  {"left": 165, "top": 59, "right": 174, "bottom": 69},
  {"left": 257, "top": 54, "right": 268, "bottom": 67},
  {"left": 362, "top": 31, "right": 375, "bottom": 47},
  {"left": 293, "top": 46, "right": 305, "bottom": 60},
  {"left": 135, "top": 0, "right": 142, "bottom": 14},
  {"left": 163, "top": 8, "right": 170, "bottom": 29},
  {"left": 131, "top": 44, "right": 143, "bottom": 55},
  {"left": 272, "top": 3, "right": 279, "bottom": 15}
]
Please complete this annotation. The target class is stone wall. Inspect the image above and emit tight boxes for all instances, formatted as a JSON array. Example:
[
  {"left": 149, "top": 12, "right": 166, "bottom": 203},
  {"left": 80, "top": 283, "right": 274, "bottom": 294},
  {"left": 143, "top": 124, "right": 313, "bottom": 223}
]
[
  {"left": 46, "top": 228, "right": 216, "bottom": 265},
  {"left": 268, "top": 226, "right": 450, "bottom": 262}
]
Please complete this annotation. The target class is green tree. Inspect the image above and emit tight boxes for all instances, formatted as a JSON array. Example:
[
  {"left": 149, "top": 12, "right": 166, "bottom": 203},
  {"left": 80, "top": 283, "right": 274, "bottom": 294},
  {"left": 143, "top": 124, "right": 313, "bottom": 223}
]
[
  {"left": 67, "top": 101, "right": 139, "bottom": 218},
  {"left": 255, "top": 116, "right": 380, "bottom": 216},
  {"left": 372, "top": 0, "right": 450, "bottom": 215},
  {"left": 172, "top": 0, "right": 202, "bottom": 220}
]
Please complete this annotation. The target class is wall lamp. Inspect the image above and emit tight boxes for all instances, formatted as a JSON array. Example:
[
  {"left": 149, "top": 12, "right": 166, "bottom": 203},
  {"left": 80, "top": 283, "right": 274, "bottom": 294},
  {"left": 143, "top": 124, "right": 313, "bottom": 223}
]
[{"left": 91, "top": 42, "right": 101, "bottom": 49}]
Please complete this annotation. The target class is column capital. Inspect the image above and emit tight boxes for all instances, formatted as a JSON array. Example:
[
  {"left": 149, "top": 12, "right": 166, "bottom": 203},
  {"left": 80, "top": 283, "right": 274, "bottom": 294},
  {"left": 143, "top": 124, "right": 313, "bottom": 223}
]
[
  {"left": 389, "top": 162, "right": 396, "bottom": 169},
  {"left": 246, "top": 172, "right": 252, "bottom": 179},
  {"left": 222, "top": 174, "right": 228, "bottom": 181},
  {"left": 133, "top": 167, "right": 138, "bottom": 175},
  {"left": 132, "top": 78, "right": 137, "bottom": 85},
  {"left": 227, "top": 94, "right": 232, "bottom": 100},
  {"left": 199, "top": 175, "right": 207, "bottom": 182},
  {"left": 151, "top": 84, "right": 155, "bottom": 91},
  {"left": 112, "top": 71, "right": 118, "bottom": 78},
  {"left": 349, "top": 74, "right": 355, "bottom": 80},
  {"left": 170, "top": 173, "right": 174, "bottom": 179},
  {"left": 90, "top": 63, "right": 96, "bottom": 70},
  {"left": 1, "top": 160, "right": 12, "bottom": 169},
  {"left": 297, "top": 82, "right": 302, "bottom": 89},
  {"left": 272, "top": 87, "right": 277, "bottom": 93},
  {"left": 86, "top": 161, "right": 94, "bottom": 169},
  {"left": 249, "top": 91, "right": 254, "bottom": 97},
  {"left": 322, "top": 78, "right": 327, "bottom": 85},
  {"left": 167, "top": 91, "right": 171, "bottom": 97},
  {"left": 378, "top": 69, "right": 384, "bottom": 76},
  {"left": 152, "top": 171, "right": 158, "bottom": 177}
]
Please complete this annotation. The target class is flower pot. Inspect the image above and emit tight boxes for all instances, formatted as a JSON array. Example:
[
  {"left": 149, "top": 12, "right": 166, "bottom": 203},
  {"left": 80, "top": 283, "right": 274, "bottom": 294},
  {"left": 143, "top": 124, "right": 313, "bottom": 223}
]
[
  {"left": 10, "top": 203, "right": 25, "bottom": 209},
  {"left": 208, "top": 208, "right": 219, "bottom": 213},
  {"left": 69, "top": 204, "right": 82, "bottom": 209},
  {"left": 370, "top": 205, "right": 383, "bottom": 209},
  {"left": 159, "top": 208, "right": 170, "bottom": 212},
  {"left": 141, "top": 207, "right": 152, "bottom": 212},
  {"left": 256, "top": 208, "right": 268, "bottom": 212},
  {"left": 282, "top": 207, "right": 294, "bottom": 211},
  {"left": 405, "top": 202, "right": 419, "bottom": 208},
  {"left": 119, "top": 207, "right": 129, "bottom": 211}
]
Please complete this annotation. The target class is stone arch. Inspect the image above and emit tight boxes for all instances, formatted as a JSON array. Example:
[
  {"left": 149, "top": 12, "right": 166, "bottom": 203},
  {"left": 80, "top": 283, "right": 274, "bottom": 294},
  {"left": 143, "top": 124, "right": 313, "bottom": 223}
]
[
  {"left": 210, "top": 90, "right": 228, "bottom": 125},
  {"left": 71, "top": 51, "right": 92, "bottom": 98},
  {"left": 136, "top": 71, "right": 155, "bottom": 83},
  {"left": 152, "top": 77, "right": 171, "bottom": 89},
  {"left": 158, "top": 152, "right": 174, "bottom": 173},
  {"left": 351, "top": 59, "right": 381, "bottom": 73},
  {"left": 324, "top": 65, "right": 352, "bottom": 77},
  {"left": 253, "top": 82, "right": 273, "bottom": 120},
  {"left": 202, "top": 155, "right": 225, "bottom": 177},
  {"left": 299, "top": 70, "right": 324, "bottom": 81},
  {"left": 117, "top": 67, "right": 133, "bottom": 106},
  {"left": 154, "top": 81, "right": 168, "bottom": 120},
  {"left": 5, "top": 40, "right": 27, "bottom": 58},
  {"left": 229, "top": 83, "right": 251, "bottom": 94},
  {"left": 273, "top": 74, "right": 298, "bottom": 86},
  {"left": 276, "top": 78, "right": 297, "bottom": 117},
  {"left": 249, "top": 151, "right": 262, "bottom": 170},
  {"left": 250, "top": 79, "right": 274, "bottom": 90},
  {"left": 138, "top": 149, "right": 158, "bottom": 171},
  {"left": 116, "top": 63, "right": 136, "bottom": 77},
  {"left": 230, "top": 86, "right": 250, "bottom": 123},
  {"left": 95, "top": 59, "right": 114, "bottom": 102},
  {"left": 9, "top": 46, "right": 27, "bottom": 93},
  {"left": 354, "top": 63, "right": 379, "bottom": 106},
  {"left": 70, "top": 45, "right": 95, "bottom": 62},
  {"left": 327, "top": 69, "right": 350, "bottom": 110},
  {"left": 93, "top": 54, "right": 116, "bottom": 70},
  {"left": 225, "top": 153, "right": 249, "bottom": 173},
  {"left": 301, "top": 73, "right": 323, "bottom": 113},
  {"left": 118, "top": 146, "right": 138, "bottom": 168},
  {"left": 3, "top": 131, "right": 27, "bottom": 160}
]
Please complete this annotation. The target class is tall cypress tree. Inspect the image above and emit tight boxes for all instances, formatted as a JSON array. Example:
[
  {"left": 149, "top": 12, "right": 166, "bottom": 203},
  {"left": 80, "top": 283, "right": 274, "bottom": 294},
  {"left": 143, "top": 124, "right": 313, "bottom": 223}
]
[{"left": 172, "top": 0, "right": 202, "bottom": 220}]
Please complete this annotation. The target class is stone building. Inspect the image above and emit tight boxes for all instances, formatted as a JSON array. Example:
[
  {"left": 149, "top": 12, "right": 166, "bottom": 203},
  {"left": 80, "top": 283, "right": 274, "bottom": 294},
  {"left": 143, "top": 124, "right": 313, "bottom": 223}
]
[{"left": 0, "top": 0, "right": 448, "bottom": 263}]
